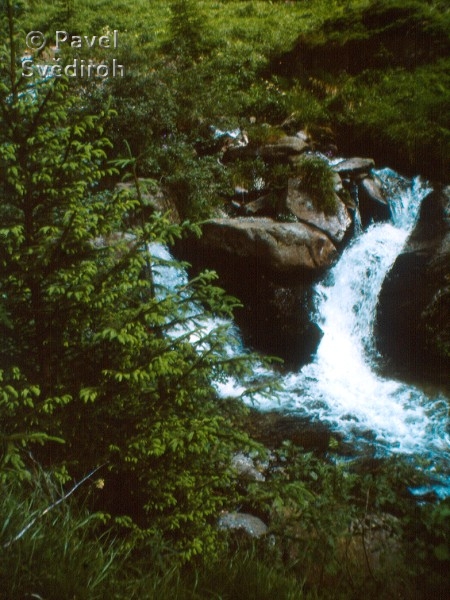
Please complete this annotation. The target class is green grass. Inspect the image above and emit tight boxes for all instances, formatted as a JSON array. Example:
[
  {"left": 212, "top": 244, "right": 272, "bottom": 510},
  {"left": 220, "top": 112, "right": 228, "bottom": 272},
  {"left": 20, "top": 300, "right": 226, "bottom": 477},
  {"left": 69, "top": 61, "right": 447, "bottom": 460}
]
[{"left": 0, "top": 471, "right": 125, "bottom": 600}]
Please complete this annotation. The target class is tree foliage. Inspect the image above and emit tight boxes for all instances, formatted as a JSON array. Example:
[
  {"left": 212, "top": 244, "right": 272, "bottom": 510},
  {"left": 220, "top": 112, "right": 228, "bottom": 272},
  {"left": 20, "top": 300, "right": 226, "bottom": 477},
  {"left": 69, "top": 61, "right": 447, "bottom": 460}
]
[{"left": 0, "top": 0, "right": 263, "bottom": 560}]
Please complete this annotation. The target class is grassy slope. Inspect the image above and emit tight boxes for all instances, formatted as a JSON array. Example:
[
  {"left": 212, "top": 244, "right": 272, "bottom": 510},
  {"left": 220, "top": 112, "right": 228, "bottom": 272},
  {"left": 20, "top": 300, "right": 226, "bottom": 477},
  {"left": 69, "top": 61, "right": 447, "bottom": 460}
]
[
  {"left": 275, "top": 0, "right": 450, "bottom": 181},
  {"left": 25, "top": 0, "right": 448, "bottom": 183}
]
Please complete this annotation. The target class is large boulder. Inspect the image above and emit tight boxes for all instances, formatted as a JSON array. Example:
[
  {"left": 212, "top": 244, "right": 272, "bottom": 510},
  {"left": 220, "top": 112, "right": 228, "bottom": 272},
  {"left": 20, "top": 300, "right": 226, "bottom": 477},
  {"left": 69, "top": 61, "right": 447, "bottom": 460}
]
[
  {"left": 222, "top": 135, "right": 310, "bottom": 164},
  {"left": 376, "top": 186, "right": 450, "bottom": 385},
  {"left": 198, "top": 217, "right": 338, "bottom": 272},
  {"left": 333, "top": 157, "right": 375, "bottom": 178},
  {"left": 281, "top": 178, "right": 352, "bottom": 244},
  {"left": 175, "top": 217, "right": 330, "bottom": 367}
]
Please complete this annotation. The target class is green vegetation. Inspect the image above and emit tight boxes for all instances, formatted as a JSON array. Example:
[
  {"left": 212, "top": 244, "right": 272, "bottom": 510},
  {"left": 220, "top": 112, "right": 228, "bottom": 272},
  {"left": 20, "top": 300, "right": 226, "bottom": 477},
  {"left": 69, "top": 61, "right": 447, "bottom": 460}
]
[
  {"left": 296, "top": 156, "right": 339, "bottom": 215},
  {"left": 1, "top": 0, "right": 450, "bottom": 598},
  {"left": 278, "top": 0, "right": 450, "bottom": 180},
  {"left": 1, "top": 0, "right": 264, "bottom": 562}
]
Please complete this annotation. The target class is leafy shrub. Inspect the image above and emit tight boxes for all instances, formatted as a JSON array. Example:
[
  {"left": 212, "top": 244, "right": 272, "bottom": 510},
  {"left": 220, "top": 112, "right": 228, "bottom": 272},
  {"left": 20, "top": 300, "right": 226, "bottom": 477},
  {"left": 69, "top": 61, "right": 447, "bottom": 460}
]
[
  {"left": 0, "top": 1, "right": 265, "bottom": 562},
  {"left": 164, "top": 0, "right": 213, "bottom": 63},
  {"left": 246, "top": 123, "right": 286, "bottom": 146}
]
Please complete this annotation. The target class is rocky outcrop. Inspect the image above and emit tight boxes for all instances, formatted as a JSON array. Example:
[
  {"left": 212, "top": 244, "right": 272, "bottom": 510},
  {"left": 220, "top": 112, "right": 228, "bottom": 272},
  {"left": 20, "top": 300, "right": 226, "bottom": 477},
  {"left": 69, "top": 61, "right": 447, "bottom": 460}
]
[
  {"left": 176, "top": 151, "right": 394, "bottom": 366},
  {"left": 222, "top": 134, "right": 310, "bottom": 164},
  {"left": 281, "top": 178, "right": 352, "bottom": 244},
  {"left": 199, "top": 218, "right": 338, "bottom": 273},
  {"left": 376, "top": 186, "right": 450, "bottom": 385},
  {"left": 330, "top": 160, "right": 390, "bottom": 228}
]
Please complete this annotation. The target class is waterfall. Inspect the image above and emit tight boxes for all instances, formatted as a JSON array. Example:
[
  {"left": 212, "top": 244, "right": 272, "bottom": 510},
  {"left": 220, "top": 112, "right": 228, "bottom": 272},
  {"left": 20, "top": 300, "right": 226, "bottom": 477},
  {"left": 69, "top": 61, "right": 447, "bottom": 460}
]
[
  {"left": 253, "top": 169, "right": 450, "bottom": 491},
  {"left": 152, "top": 168, "right": 450, "bottom": 493}
]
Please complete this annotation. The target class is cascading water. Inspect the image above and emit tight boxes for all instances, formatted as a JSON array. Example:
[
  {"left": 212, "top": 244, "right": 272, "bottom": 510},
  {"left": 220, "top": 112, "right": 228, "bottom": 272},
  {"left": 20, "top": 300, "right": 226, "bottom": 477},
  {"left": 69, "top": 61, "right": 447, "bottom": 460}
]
[
  {"left": 152, "top": 167, "right": 449, "bottom": 492},
  {"left": 253, "top": 169, "right": 450, "bottom": 492}
]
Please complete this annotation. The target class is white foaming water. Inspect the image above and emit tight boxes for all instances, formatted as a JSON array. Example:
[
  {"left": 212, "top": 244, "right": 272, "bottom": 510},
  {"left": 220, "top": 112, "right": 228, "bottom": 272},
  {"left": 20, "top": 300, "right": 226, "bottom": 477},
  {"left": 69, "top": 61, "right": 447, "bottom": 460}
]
[
  {"left": 254, "top": 170, "right": 450, "bottom": 467},
  {"left": 150, "top": 170, "right": 449, "bottom": 490},
  {"left": 150, "top": 242, "right": 248, "bottom": 397}
]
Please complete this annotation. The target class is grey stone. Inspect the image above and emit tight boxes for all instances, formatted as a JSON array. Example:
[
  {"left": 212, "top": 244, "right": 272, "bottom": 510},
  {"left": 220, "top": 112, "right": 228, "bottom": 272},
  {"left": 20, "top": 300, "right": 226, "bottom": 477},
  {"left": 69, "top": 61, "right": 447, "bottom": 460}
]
[
  {"left": 231, "top": 452, "right": 265, "bottom": 482},
  {"left": 259, "top": 136, "right": 310, "bottom": 159},
  {"left": 333, "top": 157, "right": 375, "bottom": 177},
  {"left": 218, "top": 512, "right": 268, "bottom": 537}
]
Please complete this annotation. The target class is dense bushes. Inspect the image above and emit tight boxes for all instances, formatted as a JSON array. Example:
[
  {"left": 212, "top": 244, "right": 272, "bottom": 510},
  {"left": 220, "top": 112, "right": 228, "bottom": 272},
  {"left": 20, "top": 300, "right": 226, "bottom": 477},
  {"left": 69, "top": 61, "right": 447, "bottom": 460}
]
[
  {"left": 0, "top": 0, "right": 264, "bottom": 561},
  {"left": 272, "top": 0, "right": 450, "bottom": 180}
]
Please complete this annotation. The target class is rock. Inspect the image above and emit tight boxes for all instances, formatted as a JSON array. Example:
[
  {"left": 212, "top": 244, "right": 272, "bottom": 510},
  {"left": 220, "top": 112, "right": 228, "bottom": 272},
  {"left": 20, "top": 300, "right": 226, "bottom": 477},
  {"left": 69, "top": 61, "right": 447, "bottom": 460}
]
[
  {"left": 345, "top": 514, "right": 403, "bottom": 583},
  {"left": 231, "top": 453, "right": 265, "bottom": 482},
  {"left": 376, "top": 186, "right": 450, "bottom": 385},
  {"left": 218, "top": 512, "right": 268, "bottom": 538},
  {"left": 358, "top": 176, "right": 390, "bottom": 226},
  {"left": 116, "top": 180, "right": 180, "bottom": 224},
  {"left": 199, "top": 217, "right": 338, "bottom": 273},
  {"left": 332, "top": 172, "right": 344, "bottom": 193},
  {"left": 295, "top": 130, "right": 310, "bottom": 144},
  {"left": 333, "top": 157, "right": 375, "bottom": 178},
  {"left": 259, "top": 136, "right": 310, "bottom": 160},
  {"left": 243, "top": 194, "right": 276, "bottom": 217},
  {"left": 245, "top": 411, "right": 332, "bottom": 452},
  {"left": 174, "top": 227, "right": 325, "bottom": 367},
  {"left": 234, "top": 186, "right": 249, "bottom": 198},
  {"left": 281, "top": 178, "right": 352, "bottom": 244},
  {"left": 222, "top": 144, "right": 259, "bottom": 163},
  {"left": 360, "top": 176, "right": 386, "bottom": 204}
]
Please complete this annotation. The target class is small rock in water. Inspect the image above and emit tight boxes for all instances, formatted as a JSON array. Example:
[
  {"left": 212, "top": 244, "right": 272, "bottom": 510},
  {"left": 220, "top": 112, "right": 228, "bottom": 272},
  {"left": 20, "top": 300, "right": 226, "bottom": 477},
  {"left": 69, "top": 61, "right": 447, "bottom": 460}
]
[{"left": 333, "top": 157, "right": 375, "bottom": 177}]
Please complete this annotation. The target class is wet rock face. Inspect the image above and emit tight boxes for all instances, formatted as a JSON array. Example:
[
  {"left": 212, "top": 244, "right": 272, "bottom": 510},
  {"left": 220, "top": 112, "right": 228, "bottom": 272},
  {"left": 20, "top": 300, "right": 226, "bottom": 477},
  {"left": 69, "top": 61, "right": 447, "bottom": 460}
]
[
  {"left": 376, "top": 187, "right": 450, "bottom": 385},
  {"left": 358, "top": 176, "right": 390, "bottom": 227}
]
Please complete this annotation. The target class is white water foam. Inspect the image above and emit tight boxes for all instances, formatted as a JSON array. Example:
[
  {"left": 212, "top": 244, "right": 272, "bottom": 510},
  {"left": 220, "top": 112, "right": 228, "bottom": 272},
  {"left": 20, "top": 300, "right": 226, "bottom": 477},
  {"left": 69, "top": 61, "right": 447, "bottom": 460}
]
[
  {"left": 150, "top": 170, "right": 449, "bottom": 490},
  {"left": 252, "top": 170, "right": 450, "bottom": 466}
]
